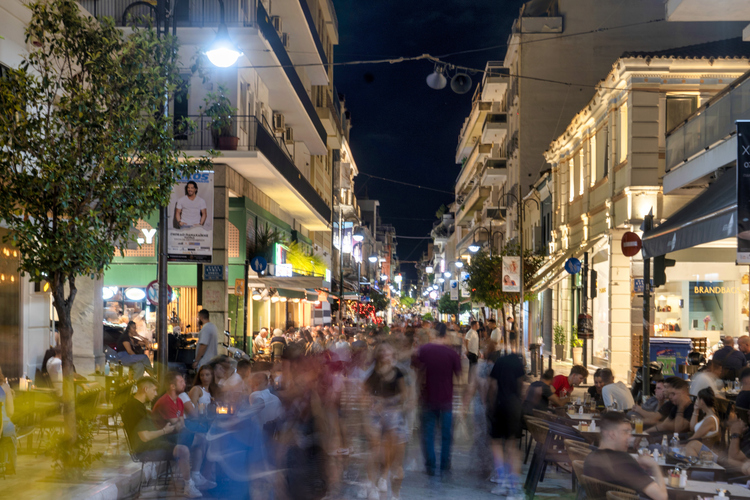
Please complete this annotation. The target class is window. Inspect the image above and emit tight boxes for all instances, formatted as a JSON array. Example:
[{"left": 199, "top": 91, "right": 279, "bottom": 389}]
[
  {"left": 579, "top": 149, "right": 585, "bottom": 196},
  {"left": 173, "top": 74, "right": 190, "bottom": 140},
  {"left": 666, "top": 95, "right": 698, "bottom": 134},
  {"left": 595, "top": 127, "right": 607, "bottom": 181},
  {"left": 568, "top": 159, "right": 575, "bottom": 202},
  {"left": 618, "top": 104, "right": 628, "bottom": 164}
]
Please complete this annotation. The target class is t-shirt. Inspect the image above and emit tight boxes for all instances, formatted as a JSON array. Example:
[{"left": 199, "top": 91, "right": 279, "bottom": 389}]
[
  {"left": 491, "top": 353, "right": 526, "bottom": 402},
  {"left": 736, "top": 390, "right": 750, "bottom": 410},
  {"left": 523, "top": 380, "right": 552, "bottom": 415},
  {"left": 602, "top": 381, "right": 635, "bottom": 410},
  {"left": 254, "top": 335, "right": 267, "bottom": 350},
  {"left": 507, "top": 322, "right": 518, "bottom": 339},
  {"left": 121, "top": 397, "right": 163, "bottom": 453},
  {"left": 197, "top": 321, "right": 218, "bottom": 367},
  {"left": 552, "top": 375, "right": 572, "bottom": 399},
  {"left": 659, "top": 400, "right": 675, "bottom": 419},
  {"left": 176, "top": 195, "right": 207, "bottom": 226},
  {"left": 413, "top": 343, "right": 462, "bottom": 411},
  {"left": 46, "top": 357, "right": 63, "bottom": 396},
  {"left": 490, "top": 327, "right": 503, "bottom": 343},
  {"left": 365, "top": 367, "right": 404, "bottom": 398},
  {"left": 713, "top": 346, "right": 747, "bottom": 372},
  {"left": 689, "top": 371, "right": 719, "bottom": 397},
  {"left": 587, "top": 386, "right": 604, "bottom": 407},
  {"left": 669, "top": 401, "right": 695, "bottom": 421},
  {"left": 464, "top": 329, "right": 479, "bottom": 355},
  {"left": 583, "top": 449, "right": 655, "bottom": 494},
  {"left": 151, "top": 393, "right": 184, "bottom": 429},
  {"left": 116, "top": 333, "right": 144, "bottom": 355}
]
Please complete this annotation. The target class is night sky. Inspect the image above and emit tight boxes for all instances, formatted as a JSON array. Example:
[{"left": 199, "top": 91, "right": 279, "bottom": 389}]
[{"left": 332, "top": 0, "right": 526, "bottom": 286}]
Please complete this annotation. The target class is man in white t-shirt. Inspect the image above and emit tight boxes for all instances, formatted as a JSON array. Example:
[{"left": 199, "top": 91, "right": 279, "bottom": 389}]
[
  {"left": 601, "top": 368, "right": 635, "bottom": 410},
  {"left": 193, "top": 309, "right": 218, "bottom": 369},
  {"left": 464, "top": 321, "right": 480, "bottom": 381},
  {"left": 488, "top": 318, "right": 503, "bottom": 345},
  {"left": 254, "top": 328, "right": 268, "bottom": 353},
  {"left": 175, "top": 181, "right": 207, "bottom": 229}
]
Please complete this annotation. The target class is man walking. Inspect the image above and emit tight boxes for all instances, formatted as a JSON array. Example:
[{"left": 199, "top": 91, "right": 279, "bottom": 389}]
[
  {"left": 464, "top": 321, "right": 480, "bottom": 382},
  {"left": 193, "top": 310, "right": 218, "bottom": 369},
  {"left": 413, "top": 322, "right": 462, "bottom": 477}
]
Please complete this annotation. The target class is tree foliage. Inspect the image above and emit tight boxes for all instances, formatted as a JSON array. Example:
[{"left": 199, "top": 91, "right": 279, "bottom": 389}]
[
  {"left": 0, "top": 0, "right": 211, "bottom": 439},
  {"left": 369, "top": 288, "right": 388, "bottom": 312},
  {"left": 400, "top": 296, "right": 416, "bottom": 309},
  {"left": 464, "top": 242, "right": 544, "bottom": 313},
  {"left": 436, "top": 292, "right": 471, "bottom": 316}
]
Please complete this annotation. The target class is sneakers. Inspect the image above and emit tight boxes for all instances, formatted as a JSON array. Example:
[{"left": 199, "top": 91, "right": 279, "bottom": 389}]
[
  {"left": 377, "top": 477, "right": 388, "bottom": 492},
  {"left": 367, "top": 486, "right": 380, "bottom": 500},
  {"left": 142, "top": 462, "right": 155, "bottom": 483},
  {"left": 191, "top": 472, "right": 217, "bottom": 490},
  {"left": 183, "top": 479, "right": 203, "bottom": 498},
  {"left": 491, "top": 482, "right": 509, "bottom": 496},
  {"left": 488, "top": 471, "right": 503, "bottom": 484},
  {"left": 506, "top": 486, "right": 526, "bottom": 500}
]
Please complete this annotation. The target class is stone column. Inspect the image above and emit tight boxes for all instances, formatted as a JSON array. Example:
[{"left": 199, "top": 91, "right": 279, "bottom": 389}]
[
  {"left": 609, "top": 230, "right": 633, "bottom": 381},
  {"left": 70, "top": 276, "right": 104, "bottom": 375},
  {"left": 202, "top": 165, "right": 229, "bottom": 353}
]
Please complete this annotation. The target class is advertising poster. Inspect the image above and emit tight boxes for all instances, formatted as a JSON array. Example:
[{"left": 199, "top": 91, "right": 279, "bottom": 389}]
[
  {"left": 449, "top": 280, "right": 459, "bottom": 300},
  {"left": 168, "top": 171, "right": 214, "bottom": 262},
  {"left": 738, "top": 121, "right": 750, "bottom": 263},
  {"left": 501, "top": 256, "right": 521, "bottom": 293}
]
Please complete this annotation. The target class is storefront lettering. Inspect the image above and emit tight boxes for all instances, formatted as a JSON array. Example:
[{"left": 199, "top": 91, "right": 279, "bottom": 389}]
[
  {"left": 136, "top": 228, "right": 157, "bottom": 245},
  {"left": 693, "top": 286, "right": 742, "bottom": 294}
]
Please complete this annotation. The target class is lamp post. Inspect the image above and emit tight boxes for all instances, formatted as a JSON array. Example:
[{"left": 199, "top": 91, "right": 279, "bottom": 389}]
[
  {"left": 123, "top": 0, "right": 241, "bottom": 381},
  {"left": 502, "top": 187, "right": 539, "bottom": 354}
]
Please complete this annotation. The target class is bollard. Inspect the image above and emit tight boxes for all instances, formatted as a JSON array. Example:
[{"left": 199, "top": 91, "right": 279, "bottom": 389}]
[{"left": 548, "top": 354, "right": 552, "bottom": 372}]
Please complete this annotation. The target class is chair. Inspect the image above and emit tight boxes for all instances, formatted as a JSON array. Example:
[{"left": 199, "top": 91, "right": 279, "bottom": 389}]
[
  {"left": 524, "top": 419, "right": 586, "bottom": 498},
  {"left": 578, "top": 468, "right": 638, "bottom": 500},
  {"left": 606, "top": 492, "right": 640, "bottom": 500},
  {"left": 120, "top": 416, "right": 175, "bottom": 497},
  {"left": 271, "top": 342, "right": 284, "bottom": 362},
  {"left": 96, "top": 380, "right": 134, "bottom": 444},
  {"left": 565, "top": 439, "right": 593, "bottom": 463}
]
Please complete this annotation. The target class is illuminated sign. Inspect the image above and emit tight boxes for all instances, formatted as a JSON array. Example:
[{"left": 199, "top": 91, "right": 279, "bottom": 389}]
[{"left": 275, "top": 263, "right": 293, "bottom": 277}]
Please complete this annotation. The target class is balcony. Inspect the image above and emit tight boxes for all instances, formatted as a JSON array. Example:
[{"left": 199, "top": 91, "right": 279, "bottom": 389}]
[
  {"left": 456, "top": 94, "right": 492, "bottom": 163},
  {"left": 664, "top": 71, "right": 750, "bottom": 191},
  {"left": 481, "top": 63, "right": 509, "bottom": 102},
  {"left": 316, "top": 88, "right": 344, "bottom": 147},
  {"left": 77, "top": 0, "right": 256, "bottom": 27},
  {"left": 177, "top": 115, "right": 331, "bottom": 228},
  {"left": 481, "top": 113, "right": 508, "bottom": 144},
  {"left": 455, "top": 143, "right": 492, "bottom": 196},
  {"left": 271, "top": 0, "right": 329, "bottom": 85},
  {"left": 481, "top": 159, "right": 508, "bottom": 186}
]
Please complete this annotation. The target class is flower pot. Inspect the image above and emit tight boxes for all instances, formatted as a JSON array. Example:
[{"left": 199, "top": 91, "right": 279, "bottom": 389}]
[
  {"left": 218, "top": 135, "right": 239, "bottom": 150},
  {"left": 572, "top": 347, "right": 583, "bottom": 365},
  {"left": 555, "top": 344, "right": 565, "bottom": 360}
]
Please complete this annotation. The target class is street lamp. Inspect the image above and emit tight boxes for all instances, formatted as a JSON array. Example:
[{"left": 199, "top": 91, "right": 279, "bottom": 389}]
[
  {"left": 353, "top": 227, "right": 365, "bottom": 242},
  {"left": 468, "top": 243, "right": 480, "bottom": 253},
  {"left": 425, "top": 265, "right": 434, "bottom": 274},
  {"left": 454, "top": 261, "right": 464, "bottom": 268},
  {"left": 206, "top": 22, "right": 242, "bottom": 67},
  {"left": 443, "top": 271, "right": 451, "bottom": 278},
  {"left": 368, "top": 254, "right": 378, "bottom": 263}
]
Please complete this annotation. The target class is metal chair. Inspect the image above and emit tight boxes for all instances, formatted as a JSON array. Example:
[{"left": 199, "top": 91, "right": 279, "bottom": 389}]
[
  {"left": 524, "top": 419, "right": 586, "bottom": 498},
  {"left": 120, "top": 417, "right": 175, "bottom": 497}
]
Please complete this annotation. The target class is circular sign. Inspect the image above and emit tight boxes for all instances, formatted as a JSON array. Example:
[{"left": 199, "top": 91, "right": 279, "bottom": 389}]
[
  {"left": 564, "top": 258, "right": 581, "bottom": 275},
  {"left": 146, "top": 280, "right": 173, "bottom": 306},
  {"left": 621, "top": 231, "right": 643, "bottom": 257},
  {"left": 250, "top": 255, "right": 268, "bottom": 273}
]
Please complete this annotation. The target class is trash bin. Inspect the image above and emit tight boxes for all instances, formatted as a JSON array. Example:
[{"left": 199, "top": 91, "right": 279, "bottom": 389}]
[
  {"left": 529, "top": 343, "right": 541, "bottom": 376},
  {"left": 649, "top": 338, "right": 692, "bottom": 379}
]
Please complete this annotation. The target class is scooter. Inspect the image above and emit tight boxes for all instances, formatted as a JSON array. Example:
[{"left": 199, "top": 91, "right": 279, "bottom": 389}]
[{"left": 631, "top": 361, "right": 664, "bottom": 402}]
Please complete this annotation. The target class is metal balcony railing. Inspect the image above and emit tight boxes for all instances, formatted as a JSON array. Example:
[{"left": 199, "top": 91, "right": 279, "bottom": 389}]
[
  {"left": 666, "top": 70, "right": 750, "bottom": 172},
  {"left": 77, "top": 0, "right": 257, "bottom": 27}
]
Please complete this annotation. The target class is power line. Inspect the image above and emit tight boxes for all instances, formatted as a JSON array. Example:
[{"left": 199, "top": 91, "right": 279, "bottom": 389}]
[
  {"left": 357, "top": 172, "right": 454, "bottom": 195},
  {"left": 394, "top": 235, "right": 433, "bottom": 239}
]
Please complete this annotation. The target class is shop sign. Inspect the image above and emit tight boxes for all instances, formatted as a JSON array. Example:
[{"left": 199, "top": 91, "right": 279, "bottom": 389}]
[
  {"left": 502, "top": 256, "right": 520, "bottom": 292},
  {"left": 449, "top": 280, "right": 459, "bottom": 300},
  {"left": 693, "top": 285, "right": 743, "bottom": 294},
  {"left": 235, "top": 279, "right": 244, "bottom": 296},
  {"left": 167, "top": 171, "right": 214, "bottom": 263},
  {"left": 460, "top": 271, "right": 470, "bottom": 298},
  {"left": 203, "top": 265, "right": 225, "bottom": 281},
  {"left": 275, "top": 263, "right": 293, "bottom": 277},
  {"left": 738, "top": 121, "right": 750, "bottom": 264}
]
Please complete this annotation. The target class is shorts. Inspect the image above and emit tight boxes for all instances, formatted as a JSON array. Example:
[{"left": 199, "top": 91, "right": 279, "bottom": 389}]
[
  {"left": 135, "top": 447, "right": 174, "bottom": 462},
  {"left": 367, "top": 407, "right": 408, "bottom": 444},
  {"left": 491, "top": 398, "right": 522, "bottom": 440},
  {"left": 467, "top": 353, "right": 478, "bottom": 366}
]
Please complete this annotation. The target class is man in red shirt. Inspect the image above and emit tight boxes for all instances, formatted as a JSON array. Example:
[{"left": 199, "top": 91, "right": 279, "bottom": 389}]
[
  {"left": 551, "top": 365, "right": 589, "bottom": 403},
  {"left": 153, "top": 371, "right": 214, "bottom": 490}
]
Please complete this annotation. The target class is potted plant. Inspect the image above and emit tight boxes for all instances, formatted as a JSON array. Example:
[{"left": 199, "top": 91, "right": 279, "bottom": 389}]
[
  {"left": 553, "top": 323, "right": 566, "bottom": 361},
  {"left": 570, "top": 325, "right": 583, "bottom": 365},
  {"left": 202, "top": 84, "right": 239, "bottom": 150}
]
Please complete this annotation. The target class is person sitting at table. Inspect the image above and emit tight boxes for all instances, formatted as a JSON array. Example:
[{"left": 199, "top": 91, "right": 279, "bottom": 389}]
[
  {"left": 586, "top": 368, "right": 605, "bottom": 408},
  {"left": 712, "top": 335, "right": 747, "bottom": 381},
  {"left": 120, "top": 377, "right": 203, "bottom": 498},
  {"left": 0, "top": 365, "right": 16, "bottom": 474},
  {"left": 46, "top": 346, "right": 63, "bottom": 396},
  {"left": 601, "top": 368, "right": 635, "bottom": 411},
  {"left": 116, "top": 321, "right": 153, "bottom": 379},
  {"left": 523, "top": 369, "right": 565, "bottom": 415},
  {"left": 646, "top": 377, "right": 694, "bottom": 435},
  {"left": 630, "top": 379, "right": 673, "bottom": 427},
  {"left": 583, "top": 412, "right": 668, "bottom": 500},
  {"left": 211, "top": 355, "right": 244, "bottom": 403},
  {"left": 734, "top": 367, "right": 750, "bottom": 409},
  {"left": 254, "top": 328, "right": 269, "bottom": 353},
  {"left": 152, "top": 371, "right": 215, "bottom": 491},
  {"left": 683, "top": 388, "right": 720, "bottom": 458},
  {"left": 551, "top": 365, "right": 589, "bottom": 403},
  {"left": 181, "top": 365, "right": 216, "bottom": 418},
  {"left": 689, "top": 359, "right": 722, "bottom": 398}
]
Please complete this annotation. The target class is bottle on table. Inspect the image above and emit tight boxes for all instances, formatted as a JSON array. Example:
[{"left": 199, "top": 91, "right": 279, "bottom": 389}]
[
  {"left": 661, "top": 435, "right": 669, "bottom": 456},
  {"left": 735, "top": 378, "right": 741, "bottom": 392},
  {"left": 670, "top": 433, "right": 681, "bottom": 455}
]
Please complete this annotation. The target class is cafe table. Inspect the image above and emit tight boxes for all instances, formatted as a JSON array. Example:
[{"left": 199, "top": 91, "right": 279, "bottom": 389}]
[
  {"left": 666, "top": 479, "right": 750, "bottom": 499},
  {"left": 630, "top": 453, "right": 726, "bottom": 480},
  {"left": 574, "top": 423, "right": 649, "bottom": 445},
  {"left": 568, "top": 412, "right": 601, "bottom": 421}
]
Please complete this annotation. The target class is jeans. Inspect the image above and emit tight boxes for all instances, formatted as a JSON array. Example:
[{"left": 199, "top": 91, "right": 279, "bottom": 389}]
[
  {"left": 117, "top": 352, "right": 152, "bottom": 379},
  {"left": 420, "top": 408, "right": 453, "bottom": 473}
]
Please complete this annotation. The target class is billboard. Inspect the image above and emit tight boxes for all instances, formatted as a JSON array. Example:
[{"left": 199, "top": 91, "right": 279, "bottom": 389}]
[
  {"left": 501, "top": 256, "right": 520, "bottom": 293},
  {"left": 168, "top": 171, "right": 213, "bottom": 262},
  {"left": 738, "top": 121, "right": 750, "bottom": 263}
]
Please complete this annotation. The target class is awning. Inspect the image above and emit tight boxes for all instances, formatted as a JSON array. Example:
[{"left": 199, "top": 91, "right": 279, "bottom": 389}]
[
  {"left": 277, "top": 288, "right": 306, "bottom": 299},
  {"left": 642, "top": 168, "right": 736, "bottom": 258},
  {"left": 528, "top": 236, "right": 606, "bottom": 292},
  {"left": 247, "top": 275, "right": 326, "bottom": 289},
  {"left": 305, "top": 289, "right": 319, "bottom": 302}
]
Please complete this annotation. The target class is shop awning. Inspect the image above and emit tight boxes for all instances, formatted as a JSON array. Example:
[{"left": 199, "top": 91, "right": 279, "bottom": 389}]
[
  {"left": 277, "top": 288, "right": 306, "bottom": 299},
  {"left": 642, "top": 168, "right": 736, "bottom": 258},
  {"left": 305, "top": 289, "right": 319, "bottom": 302},
  {"left": 247, "top": 275, "right": 326, "bottom": 289},
  {"left": 527, "top": 236, "right": 606, "bottom": 292}
]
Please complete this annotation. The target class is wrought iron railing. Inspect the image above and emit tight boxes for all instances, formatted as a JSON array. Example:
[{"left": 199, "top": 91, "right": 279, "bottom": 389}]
[{"left": 77, "top": 0, "right": 256, "bottom": 27}]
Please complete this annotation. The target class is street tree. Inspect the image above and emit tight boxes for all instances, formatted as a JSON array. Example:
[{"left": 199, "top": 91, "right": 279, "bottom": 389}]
[
  {"left": 464, "top": 242, "right": 544, "bottom": 321},
  {"left": 0, "top": 0, "right": 211, "bottom": 440},
  {"left": 436, "top": 291, "right": 471, "bottom": 318}
]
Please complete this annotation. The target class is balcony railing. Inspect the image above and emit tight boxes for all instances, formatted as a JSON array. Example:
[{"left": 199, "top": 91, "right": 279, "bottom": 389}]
[
  {"left": 77, "top": 0, "right": 257, "bottom": 27},
  {"left": 666, "top": 70, "right": 750, "bottom": 172}
]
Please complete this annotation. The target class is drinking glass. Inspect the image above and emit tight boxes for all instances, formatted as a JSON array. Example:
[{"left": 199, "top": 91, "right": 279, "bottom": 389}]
[{"left": 634, "top": 417, "right": 644, "bottom": 434}]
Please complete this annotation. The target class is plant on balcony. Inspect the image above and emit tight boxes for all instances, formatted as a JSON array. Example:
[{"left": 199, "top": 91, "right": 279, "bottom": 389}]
[
  {"left": 553, "top": 323, "right": 566, "bottom": 360},
  {"left": 202, "top": 84, "right": 239, "bottom": 150}
]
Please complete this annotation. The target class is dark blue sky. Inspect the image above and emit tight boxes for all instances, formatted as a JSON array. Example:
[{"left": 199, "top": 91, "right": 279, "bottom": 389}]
[{"left": 332, "top": 0, "right": 526, "bottom": 284}]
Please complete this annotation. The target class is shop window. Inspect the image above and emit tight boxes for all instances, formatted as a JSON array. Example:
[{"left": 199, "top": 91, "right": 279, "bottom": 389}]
[
  {"left": 689, "top": 281, "right": 724, "bottom": 331},
  {"left": 666, "top": 96, "right": 698, "bottom": 134}
]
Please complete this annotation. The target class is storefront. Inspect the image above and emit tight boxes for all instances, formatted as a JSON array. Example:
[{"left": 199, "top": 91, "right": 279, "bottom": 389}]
[{"left": 0, "top": 230, "right": 21, "bottom": 378}]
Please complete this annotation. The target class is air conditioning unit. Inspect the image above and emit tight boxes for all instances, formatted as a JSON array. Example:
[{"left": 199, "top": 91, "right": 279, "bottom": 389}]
[
  {"left": 281, "top": 33, "right": 291, "bottom": 49},
  {"left": 284, "top": 126, "right": 294, "bottom": 143},
  {"left": 273, "top": 113, "right": 285, "bottom": 132},
  {"left": 271, "top": 16, "right": 282, "bottom": 33}
]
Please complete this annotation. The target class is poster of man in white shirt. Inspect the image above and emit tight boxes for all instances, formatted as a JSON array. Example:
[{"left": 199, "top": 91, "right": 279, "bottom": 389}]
[{"left": 168, "top": 172, "right": 214, "bottom": 262}]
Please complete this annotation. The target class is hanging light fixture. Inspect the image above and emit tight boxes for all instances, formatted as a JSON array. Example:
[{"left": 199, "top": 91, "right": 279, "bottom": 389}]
[
  {"left": 468, "top": 242, "right": 481, "bottom": 253},
  {"left": 426, "top": 64, "right": 448, "bottom": 90},
  {"left": 425, "top": 265, "right": 434, "bottom": 274},
  {"left": 205, "top": 1, "right": 243, "bottom": 67},
  {"left": 455, "top": 261, "right": 464, "bottom": 268},
  {"left": 352, "top": 227, "right": 365, "bottom": 242},
  {"left": 369, "top": 254, "right": 379, "bottom": 263}
]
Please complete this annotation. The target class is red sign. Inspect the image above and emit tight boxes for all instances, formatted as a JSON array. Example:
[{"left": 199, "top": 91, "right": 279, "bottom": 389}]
[
  {"left": 146, "top": 280, "right": 173, "bottom": 306},
  {"left": 621, "top": 232, "right": 642, "bottom": 257}
]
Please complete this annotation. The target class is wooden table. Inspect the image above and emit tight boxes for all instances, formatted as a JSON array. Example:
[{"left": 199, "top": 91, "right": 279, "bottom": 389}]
[
  {"left": 666, "top": 479, "right": 750, "bottom": 499},
  {"left": 568, "top": 412, "right": 601, "bottom": 421}
]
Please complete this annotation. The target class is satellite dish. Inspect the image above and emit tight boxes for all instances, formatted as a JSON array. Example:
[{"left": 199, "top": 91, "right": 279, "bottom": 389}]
[
  {"left": 426, "top": 65, "right": 447, "bottom": 90},
  {"left": 451, "top": 73, "right": 472, "bottom": 94}
]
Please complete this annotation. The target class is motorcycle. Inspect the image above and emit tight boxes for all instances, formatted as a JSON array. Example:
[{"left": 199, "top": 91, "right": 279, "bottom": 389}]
[{"left": 631, "top": 361, "right": 664, "bottom": 402}]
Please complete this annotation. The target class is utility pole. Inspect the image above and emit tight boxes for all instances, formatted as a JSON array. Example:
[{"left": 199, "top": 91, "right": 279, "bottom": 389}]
[
  {"left": 156, "top": 0, "right": 169, "bottom": 383},
  {"left": 642, "top": 212, "right": 653, "bottom": 398},
  {"left": 518, "top": 184, "right": 524, "bottom": 353},
  {"left": 581, "top": 252, "right": 588, "bottom": 367}
]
